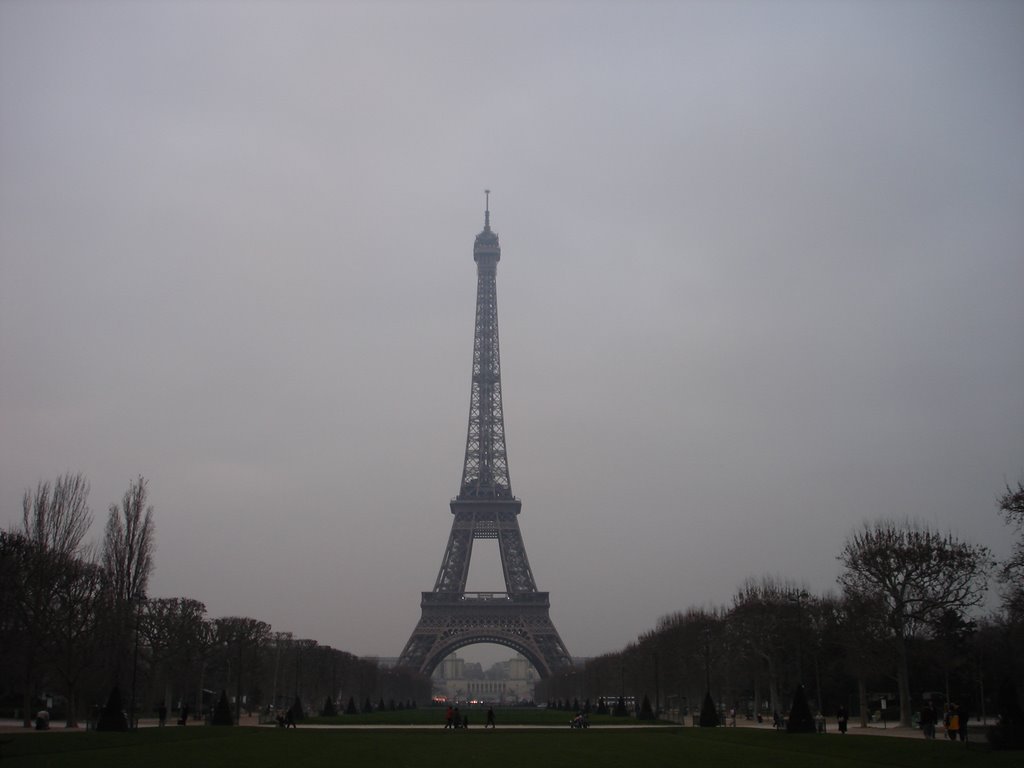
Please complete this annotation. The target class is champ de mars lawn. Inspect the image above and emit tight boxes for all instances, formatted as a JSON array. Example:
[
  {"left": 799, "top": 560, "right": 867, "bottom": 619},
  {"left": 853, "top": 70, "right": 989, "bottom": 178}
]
[{"left": 1, "top": 724, "right": 1016, "bottom": 768}]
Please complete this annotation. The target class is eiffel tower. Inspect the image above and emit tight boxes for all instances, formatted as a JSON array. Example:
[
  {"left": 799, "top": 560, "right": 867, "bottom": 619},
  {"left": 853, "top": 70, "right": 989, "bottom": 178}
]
[{"left": 398, "top": 193, "right": 572, "bottom": 678}]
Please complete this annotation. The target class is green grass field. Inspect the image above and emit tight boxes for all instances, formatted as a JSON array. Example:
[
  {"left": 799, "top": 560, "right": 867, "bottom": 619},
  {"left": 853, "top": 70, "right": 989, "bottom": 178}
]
[
  {"left": 1, "top": 726, "right": 1016, "bottom": 768},
  {"left": 305, "top": 706, "right": 639, "bottom": 726}
]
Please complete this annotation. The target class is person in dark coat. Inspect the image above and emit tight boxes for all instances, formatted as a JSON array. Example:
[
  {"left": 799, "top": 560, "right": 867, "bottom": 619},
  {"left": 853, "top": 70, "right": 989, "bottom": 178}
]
[
  {"left": 836, "top": 705, "right": 848, "bottom": 734},
  {"left": 920, "top": 701, "right": 936, "bottom": 739}
]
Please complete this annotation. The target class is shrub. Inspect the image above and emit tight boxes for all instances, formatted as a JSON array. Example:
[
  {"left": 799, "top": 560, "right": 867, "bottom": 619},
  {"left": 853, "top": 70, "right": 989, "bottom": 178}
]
[
  {"left": 699, "top": 691, "right": 719, "bottom": 727},
  {"left": 786, "top": 685, "right": 816, "bottom": 733},
  {"left": 211, "top": 691, "right": 234, "bottom": 726},
  {"left": 638, "top": 694, "right": 655, "bottom": 720},
  {"left": 95, "top": 686, "right": 129, "bottom": 732},
  {"left": 321, "top": 696, "right": 336, "bottom": 717}
]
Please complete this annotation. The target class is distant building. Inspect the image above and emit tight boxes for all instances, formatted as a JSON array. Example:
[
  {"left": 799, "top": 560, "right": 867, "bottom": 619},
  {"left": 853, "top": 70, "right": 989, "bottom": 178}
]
[{"left": 431, "top": 652, "right": 539, "bottom": 703}]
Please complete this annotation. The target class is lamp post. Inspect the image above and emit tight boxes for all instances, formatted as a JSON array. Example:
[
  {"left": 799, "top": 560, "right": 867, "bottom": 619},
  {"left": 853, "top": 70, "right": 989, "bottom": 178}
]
[
  {"left": 653, "top": 652, "right": 660, "bottom": 719},
  {"left": 788, "top": 590, "right": 809, "bottom": 685},
  {"left": 235, "top": 633, "right": 243, "bottom": 726},
  {"left": 129, "top": 594, "right": 145, "bottom": 730}
]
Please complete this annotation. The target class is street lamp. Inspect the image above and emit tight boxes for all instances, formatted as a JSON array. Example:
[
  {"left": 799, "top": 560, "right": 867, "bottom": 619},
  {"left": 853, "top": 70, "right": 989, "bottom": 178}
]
[
  {"left": 788, "top": 590, "right": 809, "bottom": 685},
  {"left": 129, "top": 594, "right": 146, "bottom": 730},
  {"left": 235, "top": 634, "right": 243, "bottom": 726}
]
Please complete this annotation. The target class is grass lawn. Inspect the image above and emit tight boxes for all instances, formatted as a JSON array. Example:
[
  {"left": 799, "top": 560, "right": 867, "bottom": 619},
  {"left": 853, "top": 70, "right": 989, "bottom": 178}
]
[
  {"left": 305, "top": 706, "right": 643, "bottom": 726},
  {"left": 1, "top": 726, "right": 1017, "bottom": 768}
]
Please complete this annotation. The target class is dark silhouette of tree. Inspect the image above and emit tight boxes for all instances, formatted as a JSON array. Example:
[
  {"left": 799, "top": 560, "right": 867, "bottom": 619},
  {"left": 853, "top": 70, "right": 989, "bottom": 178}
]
[
  {"left": 346, "top": 696, "right": 358, "bottom": 714},
  {"left": 613, "top": 696, "right": 628, "bottom": 717},
  {"left": 731, "top": 578, "right": 805, "bottom": 718},
  {"left": 322, "top": 696, "right": 337, "bottom": 716},
  {"left": 102, "top": 476, "right": 155, "bottom": 610},
  {"left": 997, "top": 481, "right": 1024, "bottom": 618},
  {"left": 16, "top": 473, "right": 93, "bottom": 727},
  {"left": 838, "top": 520, "right": 991, "bottom": 727},
  {"left": 101, "top": 476, "right": 155, "bottom": 696},
  {"left": 140, "top": 598, "right": 208, "bottom": 719},
  {"left": 836, "top": 592, "right": 889, "bottom": 727},
  {"left": 22, "top": 473, "right": 92, "bottom": 557},
  {"left": 213, "top": 616, "right": 271, "bottom": 724},
  {"left": 50, "top": 556, "right": 104, "bottom": 728}
]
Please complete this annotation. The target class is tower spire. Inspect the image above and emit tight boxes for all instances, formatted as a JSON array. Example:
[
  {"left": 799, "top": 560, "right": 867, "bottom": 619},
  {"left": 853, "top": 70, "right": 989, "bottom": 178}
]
[{"left": 484, "top": 188, "right": 491, "bottom": 230}]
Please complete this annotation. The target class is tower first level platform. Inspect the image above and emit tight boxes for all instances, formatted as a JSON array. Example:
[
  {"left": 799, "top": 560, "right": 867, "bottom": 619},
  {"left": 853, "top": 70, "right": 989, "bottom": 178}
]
[{"left": 398, "top": 499, "right": 572, "bottom": 678}]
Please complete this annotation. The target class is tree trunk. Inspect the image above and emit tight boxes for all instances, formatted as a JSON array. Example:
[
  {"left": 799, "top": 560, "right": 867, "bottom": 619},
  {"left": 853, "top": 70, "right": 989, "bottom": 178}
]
[
  {"left": 857, "top": 673, "right": 868, "bottom": 727},
  {"left": 766, "top": 657, "right": 780, "bottom": 718},
  {"left": 64, "top": 683, "right": 78, "bottom": 728},
  {"left": 896, "top": 636, "right": 912, "bottom": 727},
  {"left": 22, "top": 688, "right": 33, "bottom": 728}
]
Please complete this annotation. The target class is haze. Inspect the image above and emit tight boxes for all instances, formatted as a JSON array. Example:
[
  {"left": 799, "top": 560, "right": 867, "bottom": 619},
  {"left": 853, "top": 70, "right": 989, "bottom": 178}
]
[{"left": 2, "top": 1, "right": 1022, "bottom": 668}]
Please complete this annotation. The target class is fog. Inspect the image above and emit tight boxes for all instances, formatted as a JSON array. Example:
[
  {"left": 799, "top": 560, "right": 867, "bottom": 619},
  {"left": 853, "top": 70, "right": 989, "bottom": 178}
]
[{"left": 2, "top": 1, "right": 1022, "bottom": 667}]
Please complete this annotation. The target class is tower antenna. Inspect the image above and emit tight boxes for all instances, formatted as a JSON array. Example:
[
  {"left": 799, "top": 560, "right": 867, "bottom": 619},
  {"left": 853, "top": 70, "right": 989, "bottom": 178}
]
[{"left": 484, "top": 189, "right": 490, "bottom": 228}]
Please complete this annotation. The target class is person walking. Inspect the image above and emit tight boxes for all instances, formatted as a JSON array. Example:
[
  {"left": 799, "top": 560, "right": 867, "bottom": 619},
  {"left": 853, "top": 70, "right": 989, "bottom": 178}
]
[
  {"left": 946, "top": 703, "right": 960, "bottom": 740},
  {"left": 444, "top": 705, "right": 453, "bottom": 729},
  {"left": 920, "top": 701, "right": 936, "bottom": 739},
  {"left": 836, "top": 705, "right": 848, "bottom": 734},
  {"left": 486, "top": 706, "right": 495, "bottom": 729}
]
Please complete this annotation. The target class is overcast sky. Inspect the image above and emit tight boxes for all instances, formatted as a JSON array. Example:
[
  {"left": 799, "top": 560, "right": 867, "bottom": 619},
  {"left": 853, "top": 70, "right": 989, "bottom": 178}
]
[{"left": 2, "top": 0, "right": 1022, "bottom": 667}]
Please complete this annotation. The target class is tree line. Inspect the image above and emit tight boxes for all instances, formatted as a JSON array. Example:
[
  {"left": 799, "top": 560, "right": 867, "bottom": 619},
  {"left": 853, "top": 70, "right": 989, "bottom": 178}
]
[
  {"left": 538, "top": 482, "right": 1024, "bottom": 740},
  {"left": 0, "top": 472, "right": 430, "bottom": 728},
  {"left": 5, "top": 471, "right": 1021, "bottom": 739}
]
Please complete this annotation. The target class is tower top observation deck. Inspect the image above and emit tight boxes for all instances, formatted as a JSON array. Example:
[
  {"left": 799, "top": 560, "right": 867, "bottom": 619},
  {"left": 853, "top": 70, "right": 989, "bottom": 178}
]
[{"left": 474, "top": 189, "right": 500, "bottom": 262}]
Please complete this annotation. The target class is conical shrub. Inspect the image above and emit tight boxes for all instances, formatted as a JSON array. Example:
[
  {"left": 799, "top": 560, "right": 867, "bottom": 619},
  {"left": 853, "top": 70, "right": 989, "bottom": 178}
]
[{"left": 786, "top": 684, "right": 816, "bottom": 733}]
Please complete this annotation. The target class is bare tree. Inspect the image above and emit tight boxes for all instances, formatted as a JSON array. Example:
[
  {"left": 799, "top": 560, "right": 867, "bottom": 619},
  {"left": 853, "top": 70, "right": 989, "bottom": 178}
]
[
  {"left": 101, "top": 476, "right": 156, "bottom": 689},
  {"left": 13, "top": 473, "right": 93, "bottom": 727},
  {"left": 212, "top": 616, "right": 271, "bottom": 723},
  {"left": 51, "top": 557, "right": 104, "bottom": 728},
  {"left": 838, "top": 519, "right": 992, "bottom": 727},
  {"left": 836, "top": 591, "right": 890, "bottom": 727},
  {"left": 997, "top": 481, "right": 1024, "bottom": 617},
  {"left": 21, "top": 472, "right": 92, "bottom": 558},
  {"left": 140, "top": 597, "right": 209, "bottom": 715},
  {"left": 730, "top": 576, "right": 807, "bottom": 718},
  {"left": 102, "top": 476, "right": 155, "bottom": 607}
]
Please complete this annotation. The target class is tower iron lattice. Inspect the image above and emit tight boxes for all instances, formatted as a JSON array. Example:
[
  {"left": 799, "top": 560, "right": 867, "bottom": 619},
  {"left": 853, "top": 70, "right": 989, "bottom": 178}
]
[{"left": 397, "top": 195, "right": 572, "bottom": 679}]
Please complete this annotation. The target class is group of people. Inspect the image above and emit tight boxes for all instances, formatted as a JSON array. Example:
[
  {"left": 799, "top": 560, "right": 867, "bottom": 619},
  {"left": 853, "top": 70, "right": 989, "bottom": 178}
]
[
  {"left": 443, "top": 704, "right": 497, "bottom": 729},
  {"left": 275, "top": 710, "right": 297, "bottom": 728},
  {"left": 920, "top": 701, "right": 968, "bottom": 741},
  {"left": 443, "top": 705, "right": 467, "bottom": 729}
]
